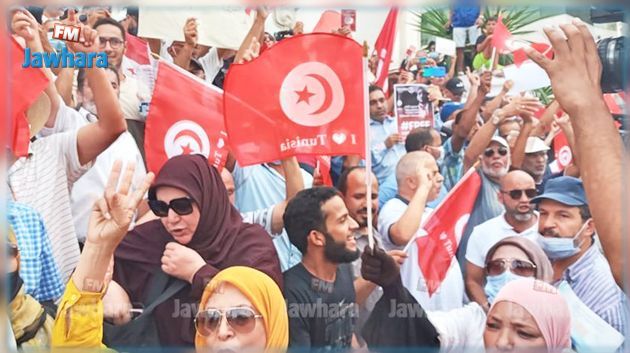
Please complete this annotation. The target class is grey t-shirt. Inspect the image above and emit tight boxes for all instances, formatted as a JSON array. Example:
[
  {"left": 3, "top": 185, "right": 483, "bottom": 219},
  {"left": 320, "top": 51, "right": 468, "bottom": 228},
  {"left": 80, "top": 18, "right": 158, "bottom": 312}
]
[{"left": 457, "top": 170, "right": 504, "bottom": 271}]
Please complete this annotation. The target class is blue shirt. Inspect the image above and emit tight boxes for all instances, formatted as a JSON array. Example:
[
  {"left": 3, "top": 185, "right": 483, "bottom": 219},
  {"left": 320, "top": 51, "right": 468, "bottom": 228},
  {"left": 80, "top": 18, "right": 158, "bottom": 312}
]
[
  {"left": 451, "top": 4, "right": 481, "bottom": 27},
  {"left": 441, "top": 137, "right": 465, "bottom": 192},
  {"left": 561, "top": 244, "right": 629, "bottom": 335},
  {"left": 370, "top": 117, "right": 406, "bottom": 186},
  {"left": 7, "top": 201, "right": 64, "bottom": 302},
  {"left": 233, "top": 163, "right": 313, "bottom": 213},
  {"left": 378, "top": 172, "right": 448, "bottom": 209}
]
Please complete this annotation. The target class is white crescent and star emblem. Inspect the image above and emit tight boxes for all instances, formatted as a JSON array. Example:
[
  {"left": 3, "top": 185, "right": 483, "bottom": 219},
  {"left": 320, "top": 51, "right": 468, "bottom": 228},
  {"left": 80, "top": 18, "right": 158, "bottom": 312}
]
[
  {"left": 557, "top": 146, "right": 573, "bottom": 167},
  {"left": 279, "top": 61, "right": 345, "bottom": 127},
  {"left": 164, "top": 120, "right": 211, "bottom": 158}
]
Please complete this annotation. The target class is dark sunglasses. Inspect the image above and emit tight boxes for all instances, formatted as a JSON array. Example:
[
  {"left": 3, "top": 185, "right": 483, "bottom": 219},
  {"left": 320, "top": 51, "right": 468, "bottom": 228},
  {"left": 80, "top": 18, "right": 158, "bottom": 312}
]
[
  {"left": 148, "top": 197, "right": 194, "bottom": 217},
  {"left": 501, "top": 188, "right": 537, "bottom": 200},
  {"left": 6, "top": 243, "right": 18, "bottom": 257},
  {"left": 195, "top": 307, "right": 263, "bottom": 336},
  {"left": 486, "top": 258, "right": 537, "bottom": 277},
  {"left": 484, "top": 147, "right": 508, "bottom": 158}
]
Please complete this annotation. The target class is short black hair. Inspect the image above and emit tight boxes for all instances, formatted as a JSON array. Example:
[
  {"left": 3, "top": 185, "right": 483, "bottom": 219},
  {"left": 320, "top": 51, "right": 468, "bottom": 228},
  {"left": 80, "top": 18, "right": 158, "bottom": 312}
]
[
  {"left": 93, "top": 17, "right": 126, "bottom": 41},
  {"left": 369, "top": 85, "right": 384, "bottom": 94},
  {"left": 283, "top": 187, "right": 340, "bottom": 255},
  {"left": 578, "top": 205, "right": 592, "bottom": 222},
  {"left": 405, "top": 127, "right": 435, "bottom": 152},
  {"left": 337, "top": 166, "right": 364, "bottom": 195},
  {"left": 486, "top": 16, "right": 499, "bottom": 23},
  {"left": 77, "top": 66, "right": 120, "bottom": 92}
]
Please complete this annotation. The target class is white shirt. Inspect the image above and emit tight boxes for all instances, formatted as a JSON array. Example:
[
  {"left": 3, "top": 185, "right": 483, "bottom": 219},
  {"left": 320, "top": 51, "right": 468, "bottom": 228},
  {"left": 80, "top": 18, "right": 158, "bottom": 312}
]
[
  {"left": 9, "top": 130, "right": 90, "bottom": 284},
  {"left": 378, "top": 197, "right": 465, "bottom": 311},
  {"left": 40, "top": 104, "right": 147, "bottom": 243},
  {"left": 119, "top": 73, "right": 151, "bottom": 122},
  {"left": 427, "top": 303, "right": 486, "bottom": 352},
  {"left": 198, "top": 47, "right": 223, "bottom": 84},
  {"left": 465, "top": 212, "right": 540, "bottom": 268}
]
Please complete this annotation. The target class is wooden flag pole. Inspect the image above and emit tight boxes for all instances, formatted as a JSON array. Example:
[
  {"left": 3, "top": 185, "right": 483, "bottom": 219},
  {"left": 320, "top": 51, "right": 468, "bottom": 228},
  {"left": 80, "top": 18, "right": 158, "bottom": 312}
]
[{"left": 363, "top": 40, "right": 374, "bottom": 252}]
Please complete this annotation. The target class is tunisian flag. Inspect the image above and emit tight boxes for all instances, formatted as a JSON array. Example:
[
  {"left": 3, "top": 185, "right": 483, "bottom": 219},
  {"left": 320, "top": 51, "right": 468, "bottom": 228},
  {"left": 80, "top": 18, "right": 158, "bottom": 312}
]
[
  {"left": 491, "top": 16, "right": 512, "bottom": 52},
  {"left": 223, "top": 33, "right": 365, "bottom": 166},
  {"left": 416, "top": 168, "right": 481, "bottom": 296},
  {"left": 145, "top": 61, "right": 229, "bottom": 173},
  {"left": 122, "top": 34, "right": 156, "bottom": 96},
  {"left": 10, "top": 36, "right": 49, "bottom": 156},
  {"left": 373, "top": 8, "right": 398, "bottom": 90}
]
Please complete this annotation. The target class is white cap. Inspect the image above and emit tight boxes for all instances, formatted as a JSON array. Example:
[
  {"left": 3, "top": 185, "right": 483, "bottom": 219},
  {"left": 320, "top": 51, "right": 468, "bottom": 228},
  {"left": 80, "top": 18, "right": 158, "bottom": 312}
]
[
  {"left": 525, "top": 137, "right": 550, "bottom": 153},
  {"left": 490, "top": 135, "right": 510, "bottom": 149}
]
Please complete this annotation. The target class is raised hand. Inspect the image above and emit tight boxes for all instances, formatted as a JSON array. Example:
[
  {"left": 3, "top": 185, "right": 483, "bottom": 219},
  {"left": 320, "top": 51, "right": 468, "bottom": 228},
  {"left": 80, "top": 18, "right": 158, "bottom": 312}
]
[
  {"left": 501, "top": 96, "right": 543, "bottom": 119},
  {"left": 87, "top": 161, "right": 154, "bottom": 247},
  {"left": 525, "top": 19, "right": 603, "bottom": 114},
  {"left": 183, "top": 17, "right": 198, "bottom": 47},
  {"left": 65, "top": 24, "right": 100, "bottom": 53},
  {"left": 11, "top": 9, "right": 39, "bottom": 43},
  {"left": 238, "top": 36, "right": 260, "bottom": 64}
]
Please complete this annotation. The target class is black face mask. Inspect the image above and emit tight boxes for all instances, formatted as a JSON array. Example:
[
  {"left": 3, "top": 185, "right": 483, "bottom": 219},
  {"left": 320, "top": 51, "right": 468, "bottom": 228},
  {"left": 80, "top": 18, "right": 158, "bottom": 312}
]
[
  {"left": 323, "top": 231, "right": 360, "bottom": 264},
  {"left": 7, "top": 271, "right": 23, "bottom": 302}
]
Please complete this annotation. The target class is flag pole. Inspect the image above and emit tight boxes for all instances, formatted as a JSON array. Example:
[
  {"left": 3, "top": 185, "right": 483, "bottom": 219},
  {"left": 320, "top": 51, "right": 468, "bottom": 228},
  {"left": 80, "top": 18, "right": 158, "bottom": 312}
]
[
  {"left": 362, "top": 40, "right": 374, "bottom": 252},
  {"left": 488, "top": 47, "right": 497, "bottom": 71}
]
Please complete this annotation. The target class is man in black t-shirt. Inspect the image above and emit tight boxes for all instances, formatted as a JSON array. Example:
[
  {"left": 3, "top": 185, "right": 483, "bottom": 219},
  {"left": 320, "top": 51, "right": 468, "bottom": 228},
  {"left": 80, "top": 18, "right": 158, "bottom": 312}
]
[
  {"left": 473, "top": 16, "right": 498, "bottom": 70},
  {"left": 283, "top": 187, "right": 361, "bottom": 349}
]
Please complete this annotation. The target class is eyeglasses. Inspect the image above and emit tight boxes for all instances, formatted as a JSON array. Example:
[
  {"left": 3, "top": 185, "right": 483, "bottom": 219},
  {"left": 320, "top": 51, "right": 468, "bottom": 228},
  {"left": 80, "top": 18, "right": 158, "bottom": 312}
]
[
  {"left": 501, "top": 188, "right": 537, "bottom": 200},
  {"left": 148, "top": 197, "right": 194, "bottom": 217},
  {"left": 486, "top": 258, "right": 537, "bottom": 277},
  {"left": 195, "top": 307, "right": 263, "bottom": 336},
  {"left": 98, "top": 37, "right": 124, "bottom": 49},
  {"left": 484, "top": 147, "right": 508, "bottom": 158}
]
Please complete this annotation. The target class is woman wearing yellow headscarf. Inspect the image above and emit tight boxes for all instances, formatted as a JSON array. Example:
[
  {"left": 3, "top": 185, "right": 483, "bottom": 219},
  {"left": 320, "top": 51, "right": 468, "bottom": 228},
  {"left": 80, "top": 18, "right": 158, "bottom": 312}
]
[{"left": 194, "top": 266, "right": 289, "bottom": 352}]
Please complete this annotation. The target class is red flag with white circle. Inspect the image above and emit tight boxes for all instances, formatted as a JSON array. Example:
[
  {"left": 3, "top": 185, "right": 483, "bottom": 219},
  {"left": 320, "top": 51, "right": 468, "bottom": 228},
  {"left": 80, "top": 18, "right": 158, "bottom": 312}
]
[
  {"left": 145, "top": 61, "right": 228, "bottom": 173},
  {"left": 223, "top": 33, "right": 366, "bottom": 166}
]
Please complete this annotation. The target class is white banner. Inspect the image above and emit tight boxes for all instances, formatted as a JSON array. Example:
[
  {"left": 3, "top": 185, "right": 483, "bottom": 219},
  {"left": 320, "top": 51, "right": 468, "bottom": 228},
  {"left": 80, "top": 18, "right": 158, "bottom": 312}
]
[
  {"left": 435, "top": 37, "right": 456, "bottom": 57},
  {"left": 138, "top": 7, "right": 254, "bottom": 50}
]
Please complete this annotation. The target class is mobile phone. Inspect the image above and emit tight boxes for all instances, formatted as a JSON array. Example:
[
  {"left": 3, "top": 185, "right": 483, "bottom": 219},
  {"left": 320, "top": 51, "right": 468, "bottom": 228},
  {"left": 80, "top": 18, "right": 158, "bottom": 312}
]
[
  {"left": 341, "top": 9, "right": 356, "bottom": 31},
  {"left": 422, "top": 66, "right": 446, "bottom": 78},
  {"left": 419, "top": 57, "right": 428, "bottom": 64}
]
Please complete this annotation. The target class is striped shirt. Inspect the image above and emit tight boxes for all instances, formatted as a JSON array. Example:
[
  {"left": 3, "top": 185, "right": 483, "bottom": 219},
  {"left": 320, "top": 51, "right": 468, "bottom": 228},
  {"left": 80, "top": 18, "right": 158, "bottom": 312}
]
[
  {"left": 8, "top": 130, "right": 90, "bottom": 284},
  {"left": 561, "top": 244, "right": 629, "bottom": 335}
]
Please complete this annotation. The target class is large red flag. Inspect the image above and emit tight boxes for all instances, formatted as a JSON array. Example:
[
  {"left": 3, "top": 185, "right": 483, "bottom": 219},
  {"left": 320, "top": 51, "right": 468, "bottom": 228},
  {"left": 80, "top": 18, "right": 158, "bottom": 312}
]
[
  {"left": 491, "top": 16, "right": 512, "bottom": 52},
  {"left": 145, "top": 61, "right": 229, "bottom": 173},
  {"left": 223, "top": 33, "right": 366, "bottom": 166},
  {"left": 122, "top": 34, "right": 155, "bottom": 96},
  {"left": 373, "top": 8, "right": 398, "bottom": 90},
  {"left": 10, "top": 37, "right": 49, "bottom": 156},
  {"left": 416, "top": 168, "right": 482, "bottom": 296}
]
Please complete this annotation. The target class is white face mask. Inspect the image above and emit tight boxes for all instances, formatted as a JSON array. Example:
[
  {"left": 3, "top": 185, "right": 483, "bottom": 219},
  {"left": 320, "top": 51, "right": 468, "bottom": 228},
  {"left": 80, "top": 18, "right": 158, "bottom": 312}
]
[{"left": 539, "top": 219, "right": 590, "bottom": 260}]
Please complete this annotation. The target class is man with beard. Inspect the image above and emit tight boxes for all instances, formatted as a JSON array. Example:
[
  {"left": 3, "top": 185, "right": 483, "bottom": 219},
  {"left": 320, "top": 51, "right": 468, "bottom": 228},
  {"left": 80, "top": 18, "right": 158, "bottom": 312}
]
[
  {"left": 283, "top": 187, "right": 361, "bottom": 349},
  {"left": 337, "top": 167, "right": 407, "bottom": 345},
  {"left": 464, "top": 170, "right": 540, "bottom": 309},
  {"left": 457, "top": 96, "right": 542, "bottom": 270},
  {"left": 531, "top": 177, "right": 628, "bottom": 334}
]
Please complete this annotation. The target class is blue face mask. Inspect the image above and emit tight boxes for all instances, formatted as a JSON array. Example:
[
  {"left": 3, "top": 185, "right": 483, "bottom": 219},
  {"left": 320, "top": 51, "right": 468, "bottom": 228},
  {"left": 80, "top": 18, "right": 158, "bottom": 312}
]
[
  {"left": 539, "top": 220, "right": 590, "bottom": 261},
  {"left": 484, "top": 271, "right": 530, "bottom": 303}
]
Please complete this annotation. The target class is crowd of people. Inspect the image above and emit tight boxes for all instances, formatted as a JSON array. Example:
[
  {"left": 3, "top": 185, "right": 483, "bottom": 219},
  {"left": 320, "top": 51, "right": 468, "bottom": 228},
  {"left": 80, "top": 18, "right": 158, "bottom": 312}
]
[{"left": 4, "top": 4, "right": 629, "bottom": 353}]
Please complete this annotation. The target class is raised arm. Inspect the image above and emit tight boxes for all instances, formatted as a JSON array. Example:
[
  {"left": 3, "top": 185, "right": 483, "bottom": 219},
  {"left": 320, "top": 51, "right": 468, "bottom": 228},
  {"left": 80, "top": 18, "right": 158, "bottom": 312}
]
[
  {"left": 53, "top": 162, "right": 154, "bottom": 347},
  {"left": 464, "top": 97, "right": 541, "bottom": 170},
  {"left": 173, "top": 18, "right": 197, "bottom": 71},
  {"left": 11, "top": 10, "right": 60, "bottom": 128},
  {"left": 65, "top": 25, "right": 127, "bottom": 165},
  {"left": 526, "top": 19, "right": 627, "bottom": 287},
  {"left": 270, "top": 157, "right": 305, "bottom": 234},
  {"left": 388, "top": 169, "right": 433, "bottom": 246},
  {"left": 530, "top": 100, "right": 560, "bottom": 138},
  {"left": 510, "top": 113, "right": 536, "bottom": 169},
  {"left": 451, "top": 71, "right": 492, "bottom": 153},
  {"left": 234, "top": 8, "right": 268, "bottom": 64}
]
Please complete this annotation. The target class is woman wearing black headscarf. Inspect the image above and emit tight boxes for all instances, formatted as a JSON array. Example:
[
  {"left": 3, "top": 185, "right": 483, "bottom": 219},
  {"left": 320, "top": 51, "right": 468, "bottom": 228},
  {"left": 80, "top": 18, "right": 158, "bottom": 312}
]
[{"left": 104, "top": 154, "right": 282, "bottom": 347}]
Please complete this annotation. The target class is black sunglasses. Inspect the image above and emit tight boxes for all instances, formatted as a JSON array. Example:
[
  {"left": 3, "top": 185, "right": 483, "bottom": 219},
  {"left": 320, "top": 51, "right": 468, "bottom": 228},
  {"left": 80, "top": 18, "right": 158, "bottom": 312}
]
[
  {"left": 6, "top": 243, "right": 18, "bottom": 257},
  {"left": 484, "top": 147, "right": 508, "bottom": 158},
  {"left": 501, "top": 188, "right": 537, "bottom": 200},
  {"left": 486, "top": 258, "right": 537, "bottom": 277},
  {"left": 195, "top": 307, "right": 262, "bottom": 336},
  {"left": 148, "top": 197, "right": 194, "bottom": 217}
]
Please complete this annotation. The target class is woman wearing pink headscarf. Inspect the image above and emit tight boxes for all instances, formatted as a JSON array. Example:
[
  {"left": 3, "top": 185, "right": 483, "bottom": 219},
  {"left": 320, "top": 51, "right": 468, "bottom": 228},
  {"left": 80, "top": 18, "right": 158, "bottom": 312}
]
[{"left": 484, "top": 278, "right": 571, "bottom": 352}]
